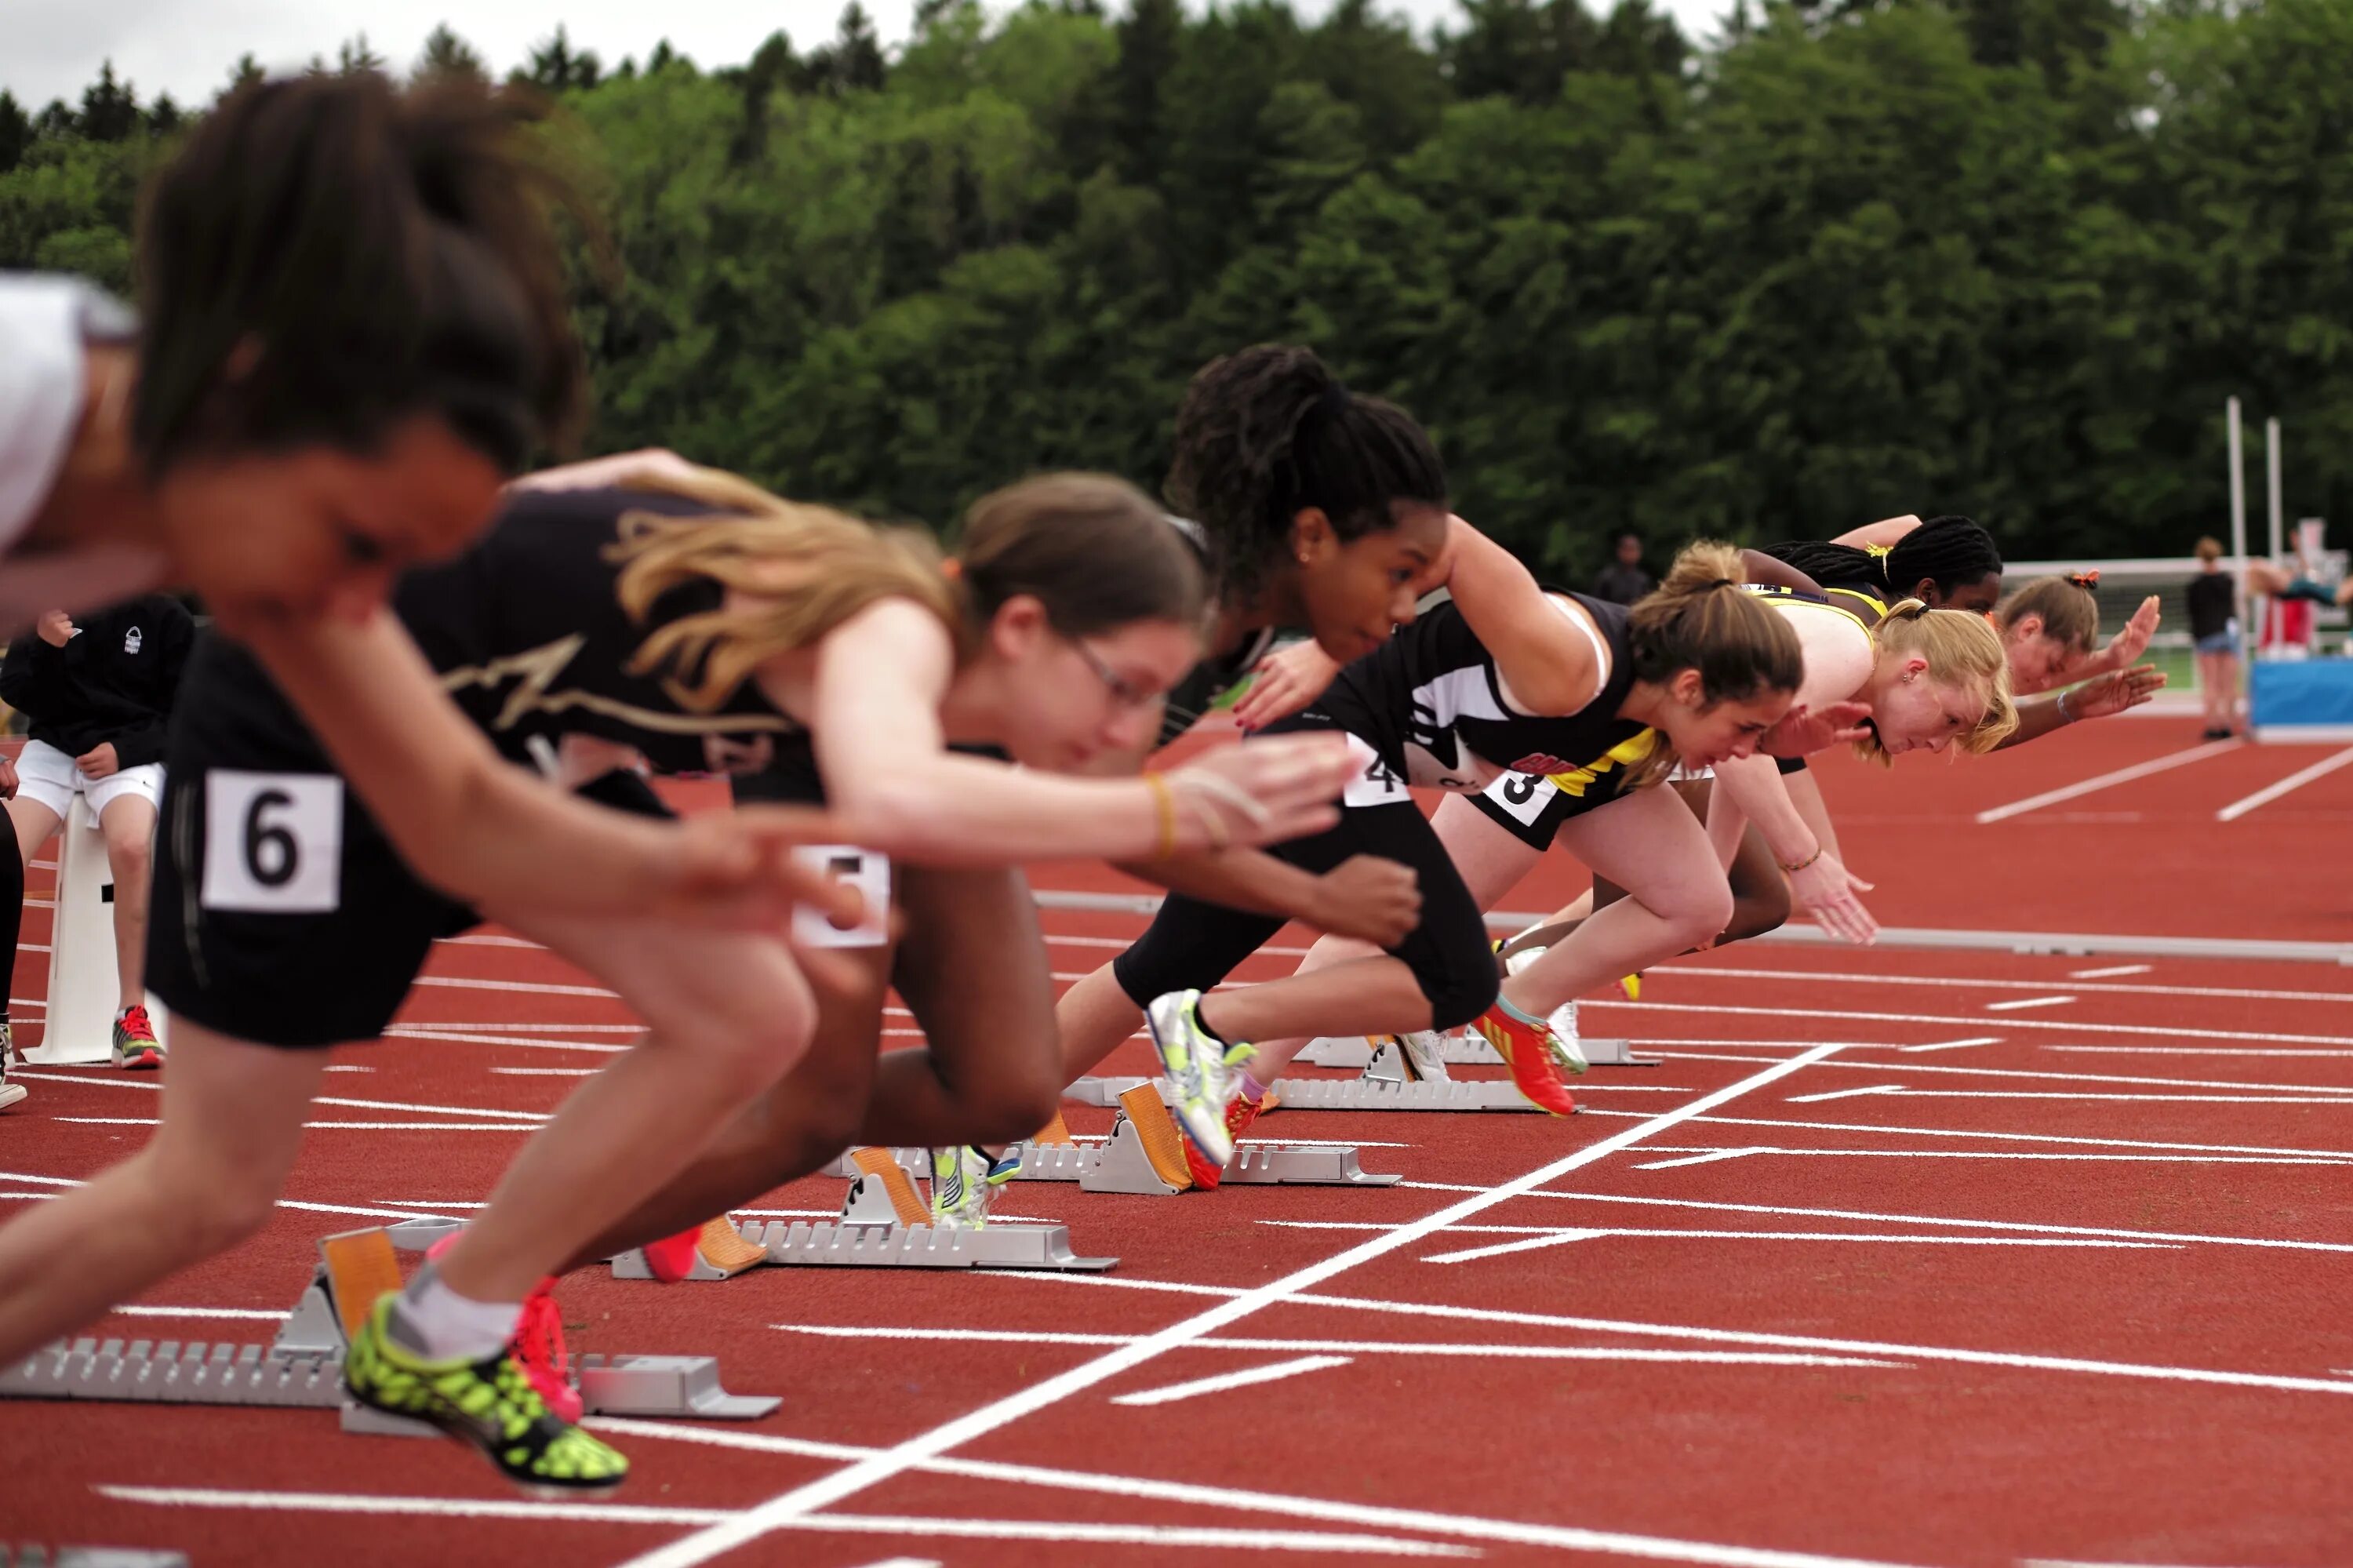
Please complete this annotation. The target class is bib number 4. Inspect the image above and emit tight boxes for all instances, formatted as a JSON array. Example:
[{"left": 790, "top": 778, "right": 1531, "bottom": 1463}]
[{"left": 202, "top": 771, "right": 344, "bottom": 913}]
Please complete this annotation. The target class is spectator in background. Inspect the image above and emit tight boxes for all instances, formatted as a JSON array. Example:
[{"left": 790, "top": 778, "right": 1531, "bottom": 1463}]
[
  {"left": 1591, "top": 529, "right": 1655, "bottom": 605},
  {"left": 0, "top": 596, "right": 195, "bottom": 1081},
  {"left": 2187, "top": 537, "right": 2239, "bottom": 740}
]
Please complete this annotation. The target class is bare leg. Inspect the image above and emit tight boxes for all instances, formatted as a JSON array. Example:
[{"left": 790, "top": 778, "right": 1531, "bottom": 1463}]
[
  {"left": 1055, "top": 963, "right": 1147, "bottom": 1084},
  {"left": 98, "top": 795, "right": 156, "bottom": 1010},
  {"left": 434, "top": 911, "right": 817, "bottom": 1304},
  {"left": 0, "top": 1020, "right": 325, "bottom": 1362}
]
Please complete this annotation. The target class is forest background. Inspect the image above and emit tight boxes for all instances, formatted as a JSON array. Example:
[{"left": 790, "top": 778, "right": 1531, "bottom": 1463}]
[{"left": 3, "top": 0, "right": 2347, "bottom": 580}]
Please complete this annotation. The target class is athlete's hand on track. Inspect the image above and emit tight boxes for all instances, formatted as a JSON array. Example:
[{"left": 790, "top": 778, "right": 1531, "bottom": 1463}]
[
  {"left": 661, "top": 806, "right": 875, "bottom": 933},
  {"left": 1311, "top": 854, "right": 1422, "bottom": 945},
  {"left": 1165, "top": 734, "right": 1357, "bottom": 851},
  {"left": 1758, "top": 700, "right": 1873, "bottom": 759},
  {"left": 2068, "top": 664, "right": 2166, "bottom": 721},
  {"left": 1788, "top": 851, "right": 1877, "bottom": 945},
  {"left": 1231, "top": 641, "right": 1344, "bottom": 733}
]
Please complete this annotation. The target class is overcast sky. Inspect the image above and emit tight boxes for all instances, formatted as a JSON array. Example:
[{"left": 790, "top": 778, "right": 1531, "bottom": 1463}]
[{"left": 7, "top": 0, "right": 1738, "bottom": 112}]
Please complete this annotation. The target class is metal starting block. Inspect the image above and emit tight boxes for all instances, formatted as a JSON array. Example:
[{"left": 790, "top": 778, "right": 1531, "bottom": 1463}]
[
  {"left": 2, "top": 1548, "right": 190, "bottom": 1567},
  {"left": 823, "top": 1133, "right": 1398, "bottom": 1192},
  {"left": 1300, "top": 1033, "right": 1657, "bottom": 1068},
  {"left": 0, "top": 1219, "right": 777, "bottom": 1428},
  {"left": 1070, "top": 1047, "right": 1543, "bottom": 1112}
]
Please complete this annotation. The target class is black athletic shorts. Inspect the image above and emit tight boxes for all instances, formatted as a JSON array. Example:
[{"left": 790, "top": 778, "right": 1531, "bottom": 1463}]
[
  {"left": 1463, "top": 730, "right": 1663, "bottom": 851},
  {"left": 147, "top": 638, "right": 671, "bottom": 1050},
  {"left": 1109, "top": 707, "right": 1499, "bottom": 1031}
]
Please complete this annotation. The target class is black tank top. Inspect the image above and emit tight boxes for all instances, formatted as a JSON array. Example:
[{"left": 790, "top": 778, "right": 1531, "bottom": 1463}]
[
  {"left": 1318, "top": 591, "right": 1646, "bottom": 789},
  {"left": 393, "top": 486, "right": 797, "bottom": 777}
]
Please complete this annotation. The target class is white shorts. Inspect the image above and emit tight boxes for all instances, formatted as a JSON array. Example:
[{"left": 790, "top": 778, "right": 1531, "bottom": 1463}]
[
  {"left": 1665, "top": 761, "right": 1715, "bottom": 784},
  {"left": 12, "top": 737, "right": 165, "bottom": 821}
]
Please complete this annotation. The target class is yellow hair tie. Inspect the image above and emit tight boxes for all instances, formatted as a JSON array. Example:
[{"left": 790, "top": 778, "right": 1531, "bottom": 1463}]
[{"left": 1864, "top": 543, "right": 1893, "bottom": 558}]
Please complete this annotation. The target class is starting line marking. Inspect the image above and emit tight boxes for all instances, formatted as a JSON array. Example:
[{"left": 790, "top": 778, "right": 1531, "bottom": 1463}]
[
  {"left": 1631, "top": 1147, "right": 2350, "bottom": 1170},
  {"left": 1601, "top": 999, "right": 2353, "bottom": 1048},
  {"left": 1109, "top": 1355, "right": 1353, "bottom": 1407},
  {"left": 1660, "top": 1047, "right": 2353, "bottom": 1097},
  {"left": 2068, "top": 964, "right": 2153, "bottom": 980},
  {"left": 616, "top": 1042, "right": 1850, "bottom": 1568},
  {"left": 1982, "top": 995, "right": 2075, "bottom": 1013},
  {"left": 2217, "top": 744, "right": 2353, "bottom": 821},
  {"left": 1973, "top": 737, "right": 2239, "bottom": 824}
]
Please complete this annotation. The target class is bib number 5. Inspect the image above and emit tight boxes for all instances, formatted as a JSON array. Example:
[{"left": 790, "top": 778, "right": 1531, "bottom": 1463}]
[
  {"left": 202, "top": 770, "right": 344, "bottom": 913},
  {"left": 791, "top": 846, "right": 892, "bottom": 949}
]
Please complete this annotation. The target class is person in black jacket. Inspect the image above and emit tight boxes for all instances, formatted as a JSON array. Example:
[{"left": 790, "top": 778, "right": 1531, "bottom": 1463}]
[{"left": 1, "top": 595, "right": 195, "bottom": 1073}]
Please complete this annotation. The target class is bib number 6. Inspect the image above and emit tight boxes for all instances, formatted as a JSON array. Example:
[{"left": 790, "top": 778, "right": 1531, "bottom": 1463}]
[{"left": 202, "top": 770, "right": 344, "bottom": 913}]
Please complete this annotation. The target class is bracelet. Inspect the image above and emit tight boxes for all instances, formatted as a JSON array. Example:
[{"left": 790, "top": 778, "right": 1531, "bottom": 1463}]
[
  {"left": 1779, "top": 845, "right": 1824, "bottom": 875},
  {"left": 1143, "top": 772, "right": 1178, "bottom": 859},
  {"left": 2056, "top": 689, "right": 2077, "bottom": 724}
]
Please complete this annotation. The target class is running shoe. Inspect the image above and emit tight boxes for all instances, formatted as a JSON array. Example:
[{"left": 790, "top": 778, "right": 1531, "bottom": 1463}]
[
  {"left": 929, "top": 1145, "right": 1021, "bottom": 1229},
  {"left": 1471, "top": 1003, "right": 1577, "bottom": 1116},
  {"left": 1146, "top": 990, "right": 1253, "bottom": 1170},
  {"left": 640, "top": 1225, "right": 705, "bottom": 1284},
  {"left": 1544, "top": 1002, "right": 1589, "bottom": 1076},
  {"left": 112, "top": 1006, "right": 162, "bottom": 1070},
  {"left": 424, "top": 1231, "right": 582, "bottom": 1422},
  {"left": 1182, "top": 1090, "right": 1267, "bottom": 1190},
  {"left": 1395, "top": 1028, "right": 1453, "bottom": 1082},
  {"left": 0, "top": 1031, "right": 22, "bottom": 1114},
  {"left": 1617, "top": 973, "right": 1642, "bottom": 1002},
  {"left": 343, "top": 1294, "right": 627, "bottom": 1493}
]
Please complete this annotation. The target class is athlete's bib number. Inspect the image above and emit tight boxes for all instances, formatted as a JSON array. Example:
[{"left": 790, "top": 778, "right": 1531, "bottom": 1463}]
[
  {"left": 202, "top": 770, "right": 344, "bottom": 913},
  {"left": 1340, "top": 736, "right": 1410, "bottom": 809},
  {"left": 1486, "top": 769, "right": 1558, "bottom": 828},
  {"left": 791, "top": 845, "right": 892, "bottom": 949}
]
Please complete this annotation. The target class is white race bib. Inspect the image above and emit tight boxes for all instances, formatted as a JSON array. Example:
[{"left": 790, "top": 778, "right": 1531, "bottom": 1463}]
[
  {"left": 201, "top": 770, "right": 344, "bottom": 913},
  {"left": 791, "top": 845, "right": 893, "bottom": 948},
  {"left": 1484, "top": 769, "right": 1558, "bottom": 828}
]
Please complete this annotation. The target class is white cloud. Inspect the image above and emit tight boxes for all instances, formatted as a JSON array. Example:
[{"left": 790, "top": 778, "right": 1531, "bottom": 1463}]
[{"left": 5, "top": 0, "right": 1737, "bottom": 112}]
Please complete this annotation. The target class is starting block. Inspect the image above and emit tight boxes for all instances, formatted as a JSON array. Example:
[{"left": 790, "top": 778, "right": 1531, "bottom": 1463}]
[
  {"left": 609, "top": 1151, "right": 1116, "bottom": 1276},
  {"left": 0, "top": 1218, "right": 778, "bottom": 1429},
  {"left": 1300, "top": 1032, "right": 1657, "bottom": 1068},
  {"left": 2, "top": 1550, "right": 189, "bottom": 1567},
  {"left": 1071, "top": 1042, "right": 1543, "bottom": 1112}
]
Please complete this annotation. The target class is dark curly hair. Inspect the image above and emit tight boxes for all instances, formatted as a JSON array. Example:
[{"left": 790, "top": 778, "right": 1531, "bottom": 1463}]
[{"left": 1763, "top": 515, "right": 2002, "bottom": 606}]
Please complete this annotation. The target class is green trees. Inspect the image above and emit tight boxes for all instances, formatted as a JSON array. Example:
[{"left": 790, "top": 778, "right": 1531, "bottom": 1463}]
[{"left": 6, "top": 1, "right": 2348, "bottom": 569}]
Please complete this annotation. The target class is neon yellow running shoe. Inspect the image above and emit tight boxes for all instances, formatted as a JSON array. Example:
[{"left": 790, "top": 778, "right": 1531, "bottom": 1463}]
[{"left": 343, "top": 1295, "right": 627, "bottom": 1494}]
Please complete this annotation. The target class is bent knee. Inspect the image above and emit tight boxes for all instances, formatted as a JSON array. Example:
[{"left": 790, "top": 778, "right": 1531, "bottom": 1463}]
[{"left": 1422, "top": 959, "right": 1500, "bottom": 1034}]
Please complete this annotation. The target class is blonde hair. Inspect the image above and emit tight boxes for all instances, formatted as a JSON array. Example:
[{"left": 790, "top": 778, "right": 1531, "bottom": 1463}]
[
  {"left": 1860, "top": 600, "right": 2019, "bottom": 762},
  {"left": 603, "top": 457, "right": 962, "bottom": 712},
  {"left": 1996, "top": 575, "right": 2100, "bottom": 656},
  {"left": 1619, "top": 541, "right": 1804, "bottom": 788}
]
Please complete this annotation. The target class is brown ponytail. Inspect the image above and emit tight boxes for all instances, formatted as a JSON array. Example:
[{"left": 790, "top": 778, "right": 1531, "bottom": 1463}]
[
  {"left": 1995, "top": 575, "right": 2101, "bottom": 657},
  {"left": 134, "top": 71, "right": 587, "bottom": 475},
  {"left": 1618, "top": 541, "right": 1803, "bottom": 787}
]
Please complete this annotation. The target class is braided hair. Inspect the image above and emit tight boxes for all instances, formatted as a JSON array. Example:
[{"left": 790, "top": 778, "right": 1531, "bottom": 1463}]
[
  {"left": 1165, "top": 344, "right": 1447, "bottom": 602},
  {"left": 1763, "top": 515, "right": 2002, "bottom": 606}
]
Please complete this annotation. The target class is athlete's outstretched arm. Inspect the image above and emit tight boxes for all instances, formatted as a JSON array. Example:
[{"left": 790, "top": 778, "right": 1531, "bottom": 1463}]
[
  {"left": 1991, "top": 666, "right": 2166, "bottom": 750},
  {"left": 1827, "top": 515, "right": 1922, "bottom": 550},
  {"left": 803, "top": 600, "right": 1353, "bottom": 864},
  {"left": 1434, "top": 516, "right": 1602, "bottom": 717},
  {"left": 241, "top": 609, "right": 857, "bottom": 926}
]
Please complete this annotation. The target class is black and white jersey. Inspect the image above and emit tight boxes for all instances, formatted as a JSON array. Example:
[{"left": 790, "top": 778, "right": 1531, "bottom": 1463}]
[
  {"left": 395, "top": 486, "right": 796, "bottom": 777},
  {"left": 1308, "top": 591, "right": 1646, "bottom": 795},
  {"left": 1151, "top": 513, "right": 1275, "bottom": 751}
]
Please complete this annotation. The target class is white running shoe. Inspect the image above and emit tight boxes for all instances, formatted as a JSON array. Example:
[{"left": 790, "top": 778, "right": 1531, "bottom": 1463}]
[
  {"left": 1146, "top": 991, "right": 1252, "bottom": 1169},
  {"left": 1395, "top": 1028, "right": 1453, "bottom": 1081},
  {"left": 1545, "top": 1001, "right": 1589, "bottom": 1075},
  {"left": 0, "top": 1024, "right": 23, "bottom": 1113},
  {"left": 928, "top": 1145, "right": 1021, "bottom": 1230}
]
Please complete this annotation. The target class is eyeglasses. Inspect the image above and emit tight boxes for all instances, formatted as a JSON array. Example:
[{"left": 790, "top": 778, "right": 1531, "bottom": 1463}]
[{"left": 1070, "top": 637, "right": 1158, "bottom": 708}]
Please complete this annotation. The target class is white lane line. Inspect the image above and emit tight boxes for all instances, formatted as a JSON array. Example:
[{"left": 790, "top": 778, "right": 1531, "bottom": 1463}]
[
  {"left": 2068, "top": 964, "right": 2152, "bottom": 980},
  {"left": 1402, "top": 1186, "right": 2353, "bottom": 1255},
  {"left": 2217, "top": 744, "right": 2353, "bottom": 821},
  {"left": 2049, "top": 1046, "right": 2353, "bottom": 1058},
  {"left": 1241, "top": 1223, "right": 2173, "bottom": 1264},
  {"left": 14, "top": 1070, "right": 551, "bottom": 1122},
  {"left": 1602, "top": 998, "right": 2353, "bottom": 1047},
  {"left": 1803, "top": 1086, "right": 2353, "bottom": 1106},
  {"left": 413, "top": 975, "right": 620, "bottom": 999},
  {"left": 1893, "top": 1039, "right": 2002, "bottom": 1053},
  {"left": 391, "top": 1021, "right": 643, "bottom": 1032},
  {"left": 92, "top": 1490, "right": 1469, "bottom": 1556},
  {"left": 849, "top": 1559, "right": 940, "bottom": 1568},
  {"left": 1653, "top": 964, "right": 2353, "bottom": 1006},
  {"left": 107, "top": 1304, "right": 288, "bottom": 1321},
  {"left": 388, "top": 1028, "right": 630, "bottom": 1053},
  {"left": 1984, "top": 995, "right": 2075, "bottom": 1013},
  {"left": 1660, "top": 1046, "right": 2353, "bottom": 1097},
  {"left": 0, "top": 1170, "right": 451, "bottom": 1226},
  {"left": 1575, "top": 1104, "right": 2353, "bottom": 1160},
  {"left": 55, "top": 1118, "right": 541, "bottom": 1132},
  {"left": 616, "top": 1042, "right": 1848, "bottom": 1568},
  {"left": 1631, "top": 1148, "right": 2348, "bottom": 1170},
  {"left": 769, "top": 1324, "right": 1900, "bottom": 1369},
  {"left": 598, "top": 1417, "right": 1938, "bottom": 1568},
  {"left": 1109, "top": 1355, "right": 1353, "bottom": 1407},
  {"left": 1973, "top": 737, "right": 2238, "bottom": 824},
  {"left": 998, "top": 1271, "right": 2353, "bottom": 1399}
]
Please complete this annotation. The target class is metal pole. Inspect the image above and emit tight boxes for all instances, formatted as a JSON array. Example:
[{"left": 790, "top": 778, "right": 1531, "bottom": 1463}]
[
  {"left": 2267, "top": 417, "right": 2285, "bottom": 563},
  {"left": 2229, "top": 399, "right": 2250, "bottom": 720}
]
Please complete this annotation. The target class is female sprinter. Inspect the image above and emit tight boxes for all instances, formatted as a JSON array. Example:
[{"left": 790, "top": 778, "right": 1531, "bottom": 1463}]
[
  {"left": 0, "top": 467, "right": 1351, "bottom": 1491},
  {"left": 0, "top": 73, "right": 844, "bottom": 1023}
]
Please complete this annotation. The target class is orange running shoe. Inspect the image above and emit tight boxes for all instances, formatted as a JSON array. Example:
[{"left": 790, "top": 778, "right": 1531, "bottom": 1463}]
[
  {"left": 1184, "top": 1092, "right": 1267, "bottom": 1190},
  {"left": 640, "top": 1224, "right": 705, "bottom": 1283},
  {"left": 1471, "top": 1003, "right": 1577, "bottom": 1116},
  {"left": 424, "top": 1231, "right": 583, "bottom": 1424}
]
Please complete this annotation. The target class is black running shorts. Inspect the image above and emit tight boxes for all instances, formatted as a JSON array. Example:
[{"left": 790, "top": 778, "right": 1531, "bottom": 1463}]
[{"left": 147, "top": 638, "right": 670, "bottom": 1050}]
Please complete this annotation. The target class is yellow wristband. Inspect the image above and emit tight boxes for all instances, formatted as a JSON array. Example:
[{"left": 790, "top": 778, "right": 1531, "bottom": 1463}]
[{"left": 1144, "top": 772, "right": 1177, "bottom": 859}]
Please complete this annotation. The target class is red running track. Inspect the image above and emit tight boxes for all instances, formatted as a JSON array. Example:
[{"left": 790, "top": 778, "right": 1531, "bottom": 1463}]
[{"left": 3, "top": 715, "right": 2351, "bottom": 1566}]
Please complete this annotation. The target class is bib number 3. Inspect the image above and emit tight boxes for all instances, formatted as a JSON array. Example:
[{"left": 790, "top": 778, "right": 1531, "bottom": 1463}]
[{"left": 202, "top": 770, "right": 344, "bottom": 913}]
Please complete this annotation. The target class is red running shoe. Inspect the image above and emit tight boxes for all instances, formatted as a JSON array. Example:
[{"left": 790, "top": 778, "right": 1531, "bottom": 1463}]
[
  {"left": 113, "top": 1005, "right": 162, "bottom": 1070},
  {"left": 1184, "top": 1092, "right": 1267, "bottom": 1190},
  {"left": 641, "top": 1224, "right": 705, "bottom": 1283},
  {"left": 422, "top": 1231, "right": 582, "bottom": 1423},
  {"left": 1471, "top": 1003, "right": 1577, "bottom": 1116}
]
